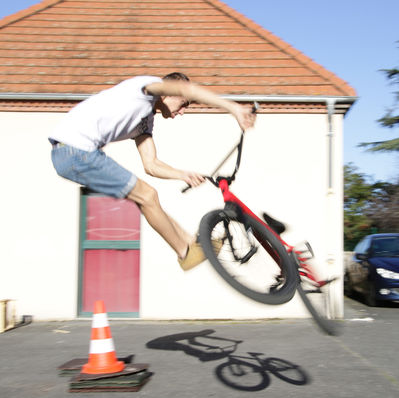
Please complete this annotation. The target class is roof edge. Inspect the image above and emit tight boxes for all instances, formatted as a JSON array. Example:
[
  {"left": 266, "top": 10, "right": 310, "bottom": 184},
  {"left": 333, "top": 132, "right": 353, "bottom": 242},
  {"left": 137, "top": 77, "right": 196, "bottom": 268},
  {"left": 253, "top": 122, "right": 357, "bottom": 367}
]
[
  {"left": 0, "top": 0, "right": 64, "bottom": 28},
  {"left": 0, "top": 92, "right": 358, "bottom": 103},
  {"left": 206, "top": 0, "right": 357, "bottom": 97}
]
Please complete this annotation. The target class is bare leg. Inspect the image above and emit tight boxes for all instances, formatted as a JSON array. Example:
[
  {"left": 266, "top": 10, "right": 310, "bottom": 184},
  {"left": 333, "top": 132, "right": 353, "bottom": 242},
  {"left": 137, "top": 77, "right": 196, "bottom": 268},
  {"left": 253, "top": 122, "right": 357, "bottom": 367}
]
[
  {"left": 127, "top": 179, "right": 194, "bottom": 259},
  {"left": 166, "top": 213, "right": 195, "bottom": 245}
]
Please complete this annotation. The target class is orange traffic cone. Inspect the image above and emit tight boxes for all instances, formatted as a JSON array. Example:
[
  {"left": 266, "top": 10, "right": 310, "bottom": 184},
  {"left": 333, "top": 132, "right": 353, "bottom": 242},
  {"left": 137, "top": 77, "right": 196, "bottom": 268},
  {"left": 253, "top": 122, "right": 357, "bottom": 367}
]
[{"left": 81, "top": 300, "right": 125, "bottom": 374}]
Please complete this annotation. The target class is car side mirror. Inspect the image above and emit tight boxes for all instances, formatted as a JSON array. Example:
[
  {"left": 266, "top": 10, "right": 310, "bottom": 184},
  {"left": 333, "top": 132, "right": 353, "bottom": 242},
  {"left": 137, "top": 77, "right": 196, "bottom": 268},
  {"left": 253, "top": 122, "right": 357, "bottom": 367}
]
[{"left": 355, "top": 253, "right": 368, "bottom": 261}]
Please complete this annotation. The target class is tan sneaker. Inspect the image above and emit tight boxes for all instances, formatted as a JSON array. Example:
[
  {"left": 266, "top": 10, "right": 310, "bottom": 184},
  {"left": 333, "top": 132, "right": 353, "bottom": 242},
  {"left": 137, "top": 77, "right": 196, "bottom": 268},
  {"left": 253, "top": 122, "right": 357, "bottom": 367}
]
[{"left": 178, "top": 239, "right": 223, "bottom": 271}]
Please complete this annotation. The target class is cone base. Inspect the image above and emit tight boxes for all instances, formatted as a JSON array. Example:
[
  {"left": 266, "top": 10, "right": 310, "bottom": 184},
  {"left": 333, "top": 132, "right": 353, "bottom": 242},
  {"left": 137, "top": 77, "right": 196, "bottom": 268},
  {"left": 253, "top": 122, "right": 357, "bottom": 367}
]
[{"left": 81, "top": 360, "right": 125, "bottom": 375}]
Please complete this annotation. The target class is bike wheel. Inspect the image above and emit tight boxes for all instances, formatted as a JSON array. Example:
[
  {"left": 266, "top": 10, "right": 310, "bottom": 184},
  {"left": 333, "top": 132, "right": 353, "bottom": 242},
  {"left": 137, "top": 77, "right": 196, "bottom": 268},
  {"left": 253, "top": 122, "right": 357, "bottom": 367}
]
[
  {"left": 199, "top": 208, "right": 298, "bottom": 305},
  {"left": 215, "top": 360, "right": 270, "bottom": 391},
  {"left": 297, "top": 278, "right": 342, "bottom": 336}
]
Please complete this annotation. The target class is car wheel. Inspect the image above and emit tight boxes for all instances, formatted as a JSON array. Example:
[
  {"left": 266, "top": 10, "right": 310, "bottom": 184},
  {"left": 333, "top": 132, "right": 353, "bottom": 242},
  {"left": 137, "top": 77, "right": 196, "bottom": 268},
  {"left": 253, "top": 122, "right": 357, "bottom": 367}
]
[{"left": 365, "top": 284, "right": 378, "bottom": 307}]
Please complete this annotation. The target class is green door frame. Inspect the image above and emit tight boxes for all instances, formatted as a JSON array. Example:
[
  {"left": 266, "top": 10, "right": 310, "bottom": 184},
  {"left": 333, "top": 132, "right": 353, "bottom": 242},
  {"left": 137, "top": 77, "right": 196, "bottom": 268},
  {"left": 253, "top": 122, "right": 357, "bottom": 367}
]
[{"left": 77, "top": 188, "right": 140, "bottom": 318}]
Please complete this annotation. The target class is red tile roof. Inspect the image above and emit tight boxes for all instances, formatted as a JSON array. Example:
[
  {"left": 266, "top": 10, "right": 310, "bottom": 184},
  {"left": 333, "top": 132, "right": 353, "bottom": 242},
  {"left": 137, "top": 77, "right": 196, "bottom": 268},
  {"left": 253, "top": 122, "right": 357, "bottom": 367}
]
[{"left": 0, "top": 0, "right": 356, "bottom": 111}]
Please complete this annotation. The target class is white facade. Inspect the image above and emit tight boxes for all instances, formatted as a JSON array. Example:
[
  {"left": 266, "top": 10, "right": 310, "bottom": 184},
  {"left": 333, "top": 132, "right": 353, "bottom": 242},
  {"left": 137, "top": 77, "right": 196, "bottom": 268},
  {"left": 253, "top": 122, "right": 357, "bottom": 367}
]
[{"left": 0, "top": 110, "right": 344, "bottom": 320}]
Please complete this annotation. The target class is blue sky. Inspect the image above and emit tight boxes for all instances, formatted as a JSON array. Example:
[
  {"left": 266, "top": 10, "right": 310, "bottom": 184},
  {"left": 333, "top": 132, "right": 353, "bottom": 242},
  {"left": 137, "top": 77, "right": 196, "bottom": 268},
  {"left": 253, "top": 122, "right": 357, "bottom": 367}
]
[{"left": 1, "top": 0, "right": 398, "bottom": 182}]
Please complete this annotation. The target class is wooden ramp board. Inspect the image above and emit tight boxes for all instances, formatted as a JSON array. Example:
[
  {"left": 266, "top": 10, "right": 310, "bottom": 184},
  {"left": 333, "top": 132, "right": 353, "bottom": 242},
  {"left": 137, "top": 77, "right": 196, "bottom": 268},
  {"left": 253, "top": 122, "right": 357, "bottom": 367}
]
[{"left": 69, "top": 370, "right": 151, "bottom": 393}]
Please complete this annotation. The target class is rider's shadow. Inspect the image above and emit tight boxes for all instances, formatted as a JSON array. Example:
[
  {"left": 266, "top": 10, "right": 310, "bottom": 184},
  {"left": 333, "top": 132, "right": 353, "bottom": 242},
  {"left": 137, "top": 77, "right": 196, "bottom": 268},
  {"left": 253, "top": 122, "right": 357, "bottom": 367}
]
[
  {"left": 146, "top": 329, "right": 239, "bottom": 362},
  {"left": 146, "top": 329, "right": 310, "bottom": 391}
]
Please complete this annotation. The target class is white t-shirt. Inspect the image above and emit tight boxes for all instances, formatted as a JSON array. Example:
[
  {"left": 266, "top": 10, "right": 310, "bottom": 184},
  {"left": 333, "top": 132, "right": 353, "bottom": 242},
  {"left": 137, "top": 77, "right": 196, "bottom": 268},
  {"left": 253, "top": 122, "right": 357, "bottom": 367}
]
[{"left": 49, "top": 76, "right": 162, "bottom": 151}]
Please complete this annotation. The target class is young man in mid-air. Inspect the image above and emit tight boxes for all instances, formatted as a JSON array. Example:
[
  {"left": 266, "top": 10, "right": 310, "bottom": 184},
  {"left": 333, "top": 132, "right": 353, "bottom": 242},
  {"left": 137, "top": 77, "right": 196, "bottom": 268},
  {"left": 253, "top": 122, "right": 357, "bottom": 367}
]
[{"left": 49, "top": 72, "right": 256, "bottom": 270}]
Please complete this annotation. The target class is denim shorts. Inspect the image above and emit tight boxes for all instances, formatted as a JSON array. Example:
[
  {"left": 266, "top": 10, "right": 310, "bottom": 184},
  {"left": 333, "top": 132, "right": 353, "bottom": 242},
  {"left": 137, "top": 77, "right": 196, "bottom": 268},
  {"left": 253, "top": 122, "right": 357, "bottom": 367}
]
[{"left": 51, "top": 144, "right": 137, "bottom": 198}]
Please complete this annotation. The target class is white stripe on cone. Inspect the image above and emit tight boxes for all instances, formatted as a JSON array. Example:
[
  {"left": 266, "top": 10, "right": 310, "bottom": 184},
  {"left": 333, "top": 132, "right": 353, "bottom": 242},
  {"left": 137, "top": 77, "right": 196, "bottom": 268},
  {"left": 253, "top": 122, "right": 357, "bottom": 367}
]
[
  {"left": 91, "top": 313, "right": 109, "bottom": 328},
  {"left": 89, "top": 338, "right": 115, "bottom": 354}
]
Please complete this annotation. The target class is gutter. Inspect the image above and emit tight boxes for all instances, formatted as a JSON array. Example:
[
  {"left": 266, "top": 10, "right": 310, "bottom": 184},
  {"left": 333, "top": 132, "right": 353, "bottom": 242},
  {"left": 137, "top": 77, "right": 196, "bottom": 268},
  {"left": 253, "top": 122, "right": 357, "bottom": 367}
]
[
  {"left": 0, "top": 93, "right": 89, "bottom": 101},
  {"left": 223, "top": 94, "right": 357, "bottom": 105},
  {"left": 0, "top": 92, "right": 357, "bottom": 104}
]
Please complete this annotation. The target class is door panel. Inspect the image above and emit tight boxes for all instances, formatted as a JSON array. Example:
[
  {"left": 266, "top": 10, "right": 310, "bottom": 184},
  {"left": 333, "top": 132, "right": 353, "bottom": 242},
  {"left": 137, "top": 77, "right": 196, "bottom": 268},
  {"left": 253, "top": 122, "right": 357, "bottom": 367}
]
[
  {"left": 86, "top": 196, "right": 140, "bottom": 241},
  {"left": 78, "top": 191, "right": 141, "bottom": 317},
  {"left": 82, "top": 249, "right": 140, "bottom": 314}
]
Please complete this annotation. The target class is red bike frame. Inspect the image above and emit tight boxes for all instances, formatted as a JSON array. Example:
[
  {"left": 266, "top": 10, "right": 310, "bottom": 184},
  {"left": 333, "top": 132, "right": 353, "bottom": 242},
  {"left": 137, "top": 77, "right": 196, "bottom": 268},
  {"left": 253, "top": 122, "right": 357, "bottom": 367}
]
[{"left": 217, "top": 178, "right": 324, "bottom": 286}]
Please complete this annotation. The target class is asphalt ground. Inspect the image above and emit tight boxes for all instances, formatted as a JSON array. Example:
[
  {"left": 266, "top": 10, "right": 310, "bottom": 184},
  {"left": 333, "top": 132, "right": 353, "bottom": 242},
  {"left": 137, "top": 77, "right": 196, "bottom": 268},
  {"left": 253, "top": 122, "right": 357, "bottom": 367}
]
[{"left": 1, "top": 297, "right": 398, "bottom": 398}]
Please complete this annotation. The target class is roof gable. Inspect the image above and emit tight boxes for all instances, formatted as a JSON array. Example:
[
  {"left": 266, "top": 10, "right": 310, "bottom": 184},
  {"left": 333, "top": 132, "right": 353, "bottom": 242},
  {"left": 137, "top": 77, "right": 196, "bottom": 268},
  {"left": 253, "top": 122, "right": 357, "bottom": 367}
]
[{"left": 0, "top": 0, "right": 356, "bottom": 104}]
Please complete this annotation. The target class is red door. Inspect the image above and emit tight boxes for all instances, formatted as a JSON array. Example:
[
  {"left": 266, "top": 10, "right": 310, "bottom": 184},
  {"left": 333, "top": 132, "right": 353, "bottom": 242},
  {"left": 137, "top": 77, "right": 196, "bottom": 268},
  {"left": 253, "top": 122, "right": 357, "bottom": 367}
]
[{"left": 78, "top": 192, "right": 141, "bottom": 317}]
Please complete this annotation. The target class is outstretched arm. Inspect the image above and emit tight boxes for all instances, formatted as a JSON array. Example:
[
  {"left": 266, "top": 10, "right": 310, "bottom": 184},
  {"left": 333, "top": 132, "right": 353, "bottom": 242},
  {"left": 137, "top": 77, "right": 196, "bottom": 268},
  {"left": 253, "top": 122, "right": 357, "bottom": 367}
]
[
  {"left": 135, "top": 134, "right": 205, "bottom": 187},
  {"left": 145, "top": 80, "right": 256, "bottom": 132}
]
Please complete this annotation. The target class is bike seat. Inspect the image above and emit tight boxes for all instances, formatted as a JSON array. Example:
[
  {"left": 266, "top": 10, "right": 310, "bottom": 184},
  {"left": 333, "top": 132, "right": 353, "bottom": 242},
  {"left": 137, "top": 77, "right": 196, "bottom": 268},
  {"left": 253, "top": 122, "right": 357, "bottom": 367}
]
[{"left": 262, "top": 212, "right": 286, "bottom": 235}]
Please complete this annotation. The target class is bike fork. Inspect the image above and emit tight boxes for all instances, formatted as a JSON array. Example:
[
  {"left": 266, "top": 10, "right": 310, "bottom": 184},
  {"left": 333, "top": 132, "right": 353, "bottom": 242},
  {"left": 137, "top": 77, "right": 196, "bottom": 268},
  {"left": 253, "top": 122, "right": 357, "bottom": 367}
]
[{"left": 221, "top": 204, "right": 258, "bottom": 264}]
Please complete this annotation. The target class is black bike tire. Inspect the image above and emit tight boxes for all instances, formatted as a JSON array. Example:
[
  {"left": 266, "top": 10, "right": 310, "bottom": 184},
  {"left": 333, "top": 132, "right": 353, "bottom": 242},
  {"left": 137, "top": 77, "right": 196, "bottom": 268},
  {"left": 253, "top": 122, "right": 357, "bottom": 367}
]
[
  {"left": 297, "top": 283, "right": 341, "bottom": 336},
  {"left": 199, "top": 208, "right": 298, "bottom": 305}
]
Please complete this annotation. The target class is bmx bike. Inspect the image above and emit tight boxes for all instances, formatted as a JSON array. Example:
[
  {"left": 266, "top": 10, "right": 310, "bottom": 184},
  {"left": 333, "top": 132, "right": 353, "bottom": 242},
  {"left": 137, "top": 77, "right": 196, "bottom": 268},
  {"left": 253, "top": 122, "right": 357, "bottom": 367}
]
[{"left": 183, "top": 103, "right": 341, "bottom": 335}]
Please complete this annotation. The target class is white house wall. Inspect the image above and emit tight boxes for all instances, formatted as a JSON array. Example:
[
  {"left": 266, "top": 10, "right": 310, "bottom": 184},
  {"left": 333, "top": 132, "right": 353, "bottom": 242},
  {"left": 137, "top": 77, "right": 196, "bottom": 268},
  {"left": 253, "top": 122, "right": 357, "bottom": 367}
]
[
  {"left": 0, "top": 111, "right": 344, "bottom": 320},
  {"left": 0, "top": 112, "right": 78, "bottom": 320}
]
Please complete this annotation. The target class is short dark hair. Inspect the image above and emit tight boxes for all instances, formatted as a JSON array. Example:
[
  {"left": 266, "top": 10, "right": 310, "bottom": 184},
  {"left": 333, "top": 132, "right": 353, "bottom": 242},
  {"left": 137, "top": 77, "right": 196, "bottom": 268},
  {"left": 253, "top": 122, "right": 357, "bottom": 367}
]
[{"left": 162, "top": 72, "right": 190, "bottom": 82}]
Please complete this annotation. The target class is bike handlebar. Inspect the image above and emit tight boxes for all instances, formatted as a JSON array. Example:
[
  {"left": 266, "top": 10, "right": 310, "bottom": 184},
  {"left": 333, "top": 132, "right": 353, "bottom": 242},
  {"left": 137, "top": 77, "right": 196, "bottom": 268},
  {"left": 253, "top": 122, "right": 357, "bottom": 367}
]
[{"left": 182, "top": 102, "right": 258, "bottom": 193}]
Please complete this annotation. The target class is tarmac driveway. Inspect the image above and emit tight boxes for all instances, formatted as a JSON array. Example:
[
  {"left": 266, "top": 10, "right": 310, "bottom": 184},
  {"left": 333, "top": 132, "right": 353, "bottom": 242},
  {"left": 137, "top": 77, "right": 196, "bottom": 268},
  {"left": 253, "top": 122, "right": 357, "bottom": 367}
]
[{"left": 0, "top": 297, "right": 398, "bottom": 398}]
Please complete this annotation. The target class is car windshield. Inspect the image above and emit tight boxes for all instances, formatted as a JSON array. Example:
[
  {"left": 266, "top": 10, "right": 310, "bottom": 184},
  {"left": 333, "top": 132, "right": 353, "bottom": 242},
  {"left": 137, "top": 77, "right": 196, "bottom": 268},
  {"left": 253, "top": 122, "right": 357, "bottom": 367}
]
[{"left": 371, "top": 237, "right": 399, "bottom": 257}]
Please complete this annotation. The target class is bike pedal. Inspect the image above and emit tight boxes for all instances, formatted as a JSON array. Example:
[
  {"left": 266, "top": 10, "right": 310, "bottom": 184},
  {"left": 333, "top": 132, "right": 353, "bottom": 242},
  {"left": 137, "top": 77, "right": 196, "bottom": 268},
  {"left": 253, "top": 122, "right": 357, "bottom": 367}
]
[{"left": 294, "top": 241, "right": 315, "bottom": 260}]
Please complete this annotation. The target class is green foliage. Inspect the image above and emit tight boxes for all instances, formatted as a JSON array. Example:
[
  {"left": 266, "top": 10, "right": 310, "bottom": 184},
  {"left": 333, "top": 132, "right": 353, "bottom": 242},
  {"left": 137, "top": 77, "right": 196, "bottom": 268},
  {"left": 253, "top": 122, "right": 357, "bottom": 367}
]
[
  {"left": 344, "top": 163, "right": 399, "bottom": 250},
  {"left": 378, "top": 114, "right": 399, "bottom": 129},
  {"left": 365, "top": 181, "right": 399, "bottom": 234},
  {"left": 344, "top": 164, "right": 374, "bottom": 250},
  {"left": 378, "top": 66, "right": 399, "bottom": 131},
  {"left": 359, "top": 44, "right": 399, "bottom": 152},
  {"left": 345, "top": 43, "right": 399, "bottom": 249},
  {"left": 358, "top": 137, "right": 399, "bottom": 152}
]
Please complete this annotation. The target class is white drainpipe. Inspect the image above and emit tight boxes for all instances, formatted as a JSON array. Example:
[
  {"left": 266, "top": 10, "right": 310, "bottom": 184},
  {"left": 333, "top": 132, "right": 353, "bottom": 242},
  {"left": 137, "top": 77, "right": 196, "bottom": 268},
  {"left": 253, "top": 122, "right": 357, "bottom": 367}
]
[{"left": 326, "top": 98, "right": 337, "bottom": 191}]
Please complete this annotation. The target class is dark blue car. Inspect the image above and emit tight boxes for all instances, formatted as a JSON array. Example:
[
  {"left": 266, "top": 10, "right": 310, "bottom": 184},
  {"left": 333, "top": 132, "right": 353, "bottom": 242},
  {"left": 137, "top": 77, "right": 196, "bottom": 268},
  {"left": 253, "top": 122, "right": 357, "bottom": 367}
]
[{"left": 344, "top": 233, "right": 399, "bottom": 306}]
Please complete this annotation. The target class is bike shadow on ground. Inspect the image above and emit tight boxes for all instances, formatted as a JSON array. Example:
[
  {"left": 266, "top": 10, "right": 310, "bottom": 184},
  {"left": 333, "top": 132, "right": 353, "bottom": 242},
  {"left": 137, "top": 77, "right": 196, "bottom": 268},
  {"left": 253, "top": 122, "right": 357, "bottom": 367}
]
[{"left": 146, "top": 329, "right": 310, "bottom": 391}]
